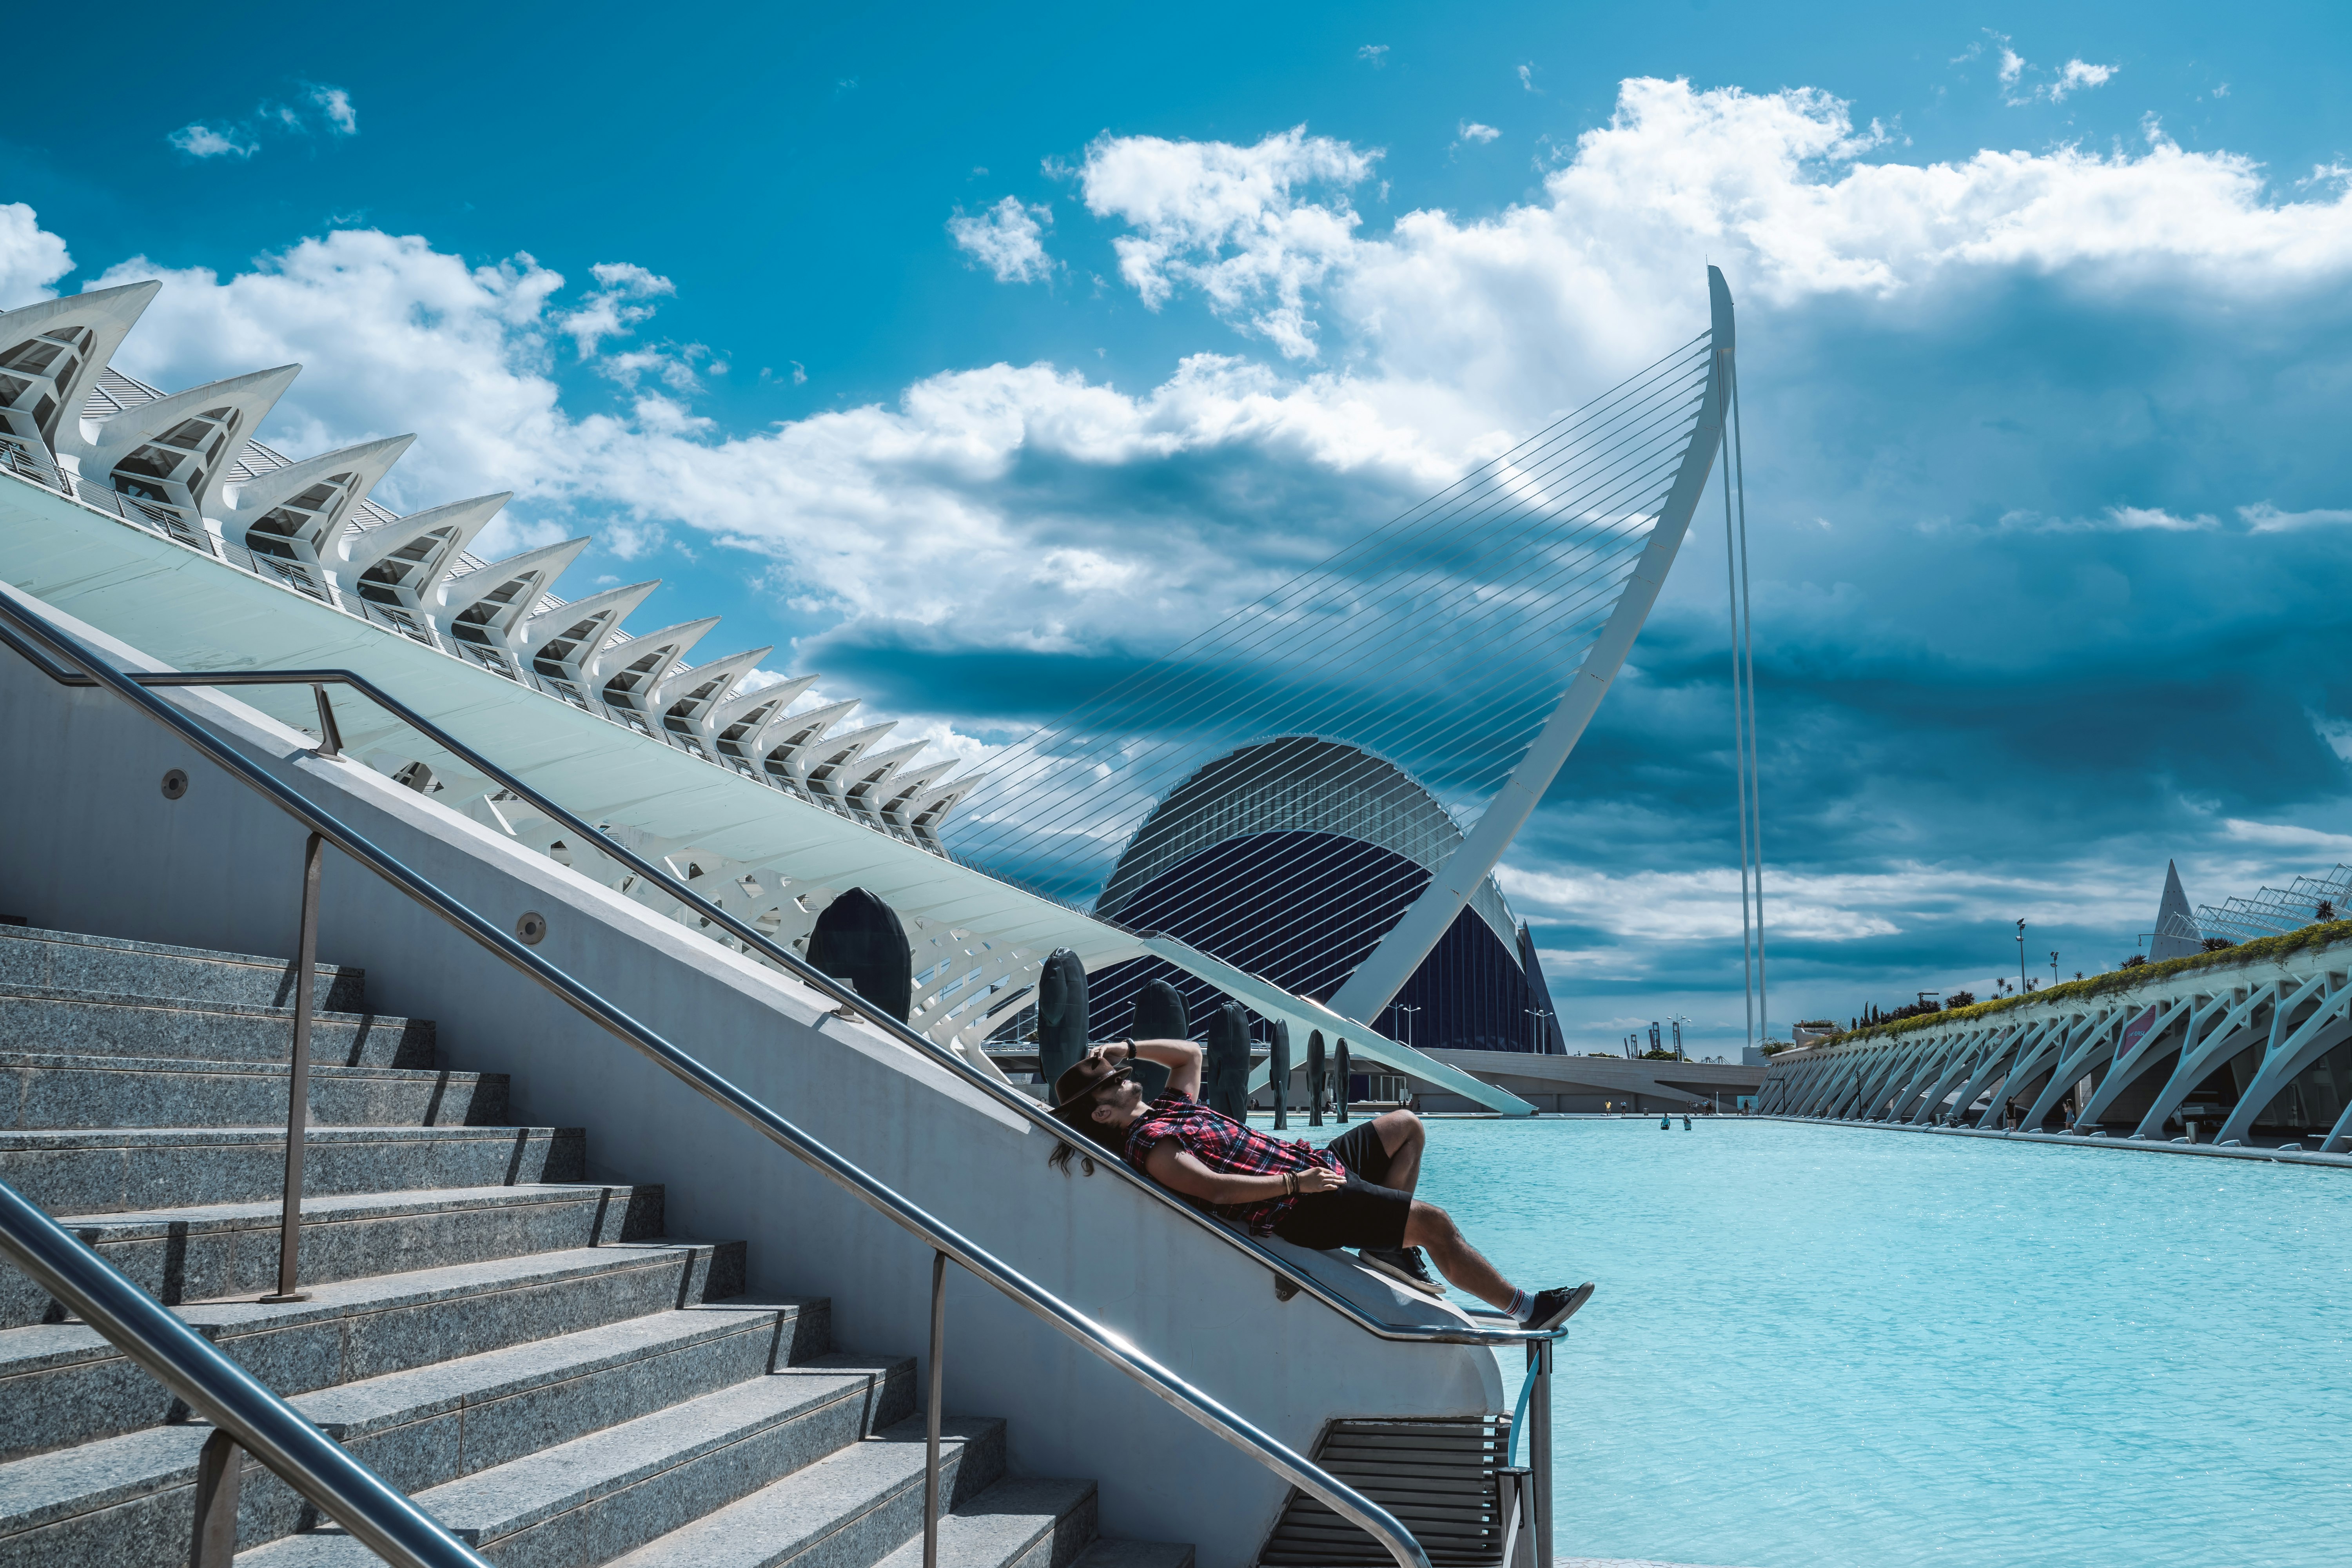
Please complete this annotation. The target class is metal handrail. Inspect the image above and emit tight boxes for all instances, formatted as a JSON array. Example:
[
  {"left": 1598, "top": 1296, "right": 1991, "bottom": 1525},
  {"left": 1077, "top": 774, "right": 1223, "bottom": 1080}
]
[
  {"left": 0, "top": 590, "right": 1437, "bottom": 1568},
  {"left": 0, "top": 601, "right": 1553, "bottom": 1350}
]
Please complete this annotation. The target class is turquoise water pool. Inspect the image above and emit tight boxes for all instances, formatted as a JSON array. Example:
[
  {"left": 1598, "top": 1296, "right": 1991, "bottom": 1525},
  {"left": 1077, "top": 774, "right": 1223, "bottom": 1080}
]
[{"left": 1396, "top": 1116, "right": 2352, "bottom": 1568}]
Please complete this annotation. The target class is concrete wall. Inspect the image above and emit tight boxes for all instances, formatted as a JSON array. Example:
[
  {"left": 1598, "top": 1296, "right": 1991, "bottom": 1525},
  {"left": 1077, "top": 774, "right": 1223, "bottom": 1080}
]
[
  {"left": 0, "top": 586, "right": 1501, "bottom": 1568},
  {"left": 1411, "top": 1050, "right": 1764, "bottom": 1116}
]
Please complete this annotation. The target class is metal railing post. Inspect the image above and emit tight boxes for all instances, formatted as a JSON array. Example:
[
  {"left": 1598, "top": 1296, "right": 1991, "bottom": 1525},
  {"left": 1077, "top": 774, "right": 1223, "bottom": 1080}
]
[
  {"left": 262, "top": 831, "right": 324, "bottom": 1303},
  {"left": 926, "top": 1249, "right": 946, "bottom": 1568},
  {"left": 310, "top": 684, "right": 343, "bottom": 758},
  {"left": 189, "top": 1427, "right": 244, "bottom": 1567},
  {"left": 1494, "top": 1465, "right": 1534, "bottom": 1568},
  {"left": 1526, "top": 1338, "right": 1553, "bottom": 1568}
]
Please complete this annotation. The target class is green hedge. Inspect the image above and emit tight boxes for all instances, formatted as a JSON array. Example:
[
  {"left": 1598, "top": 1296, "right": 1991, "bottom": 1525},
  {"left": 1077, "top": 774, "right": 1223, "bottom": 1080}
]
[{"left": 1811, "top": 921, "right": 2352, "bottom": 1050}]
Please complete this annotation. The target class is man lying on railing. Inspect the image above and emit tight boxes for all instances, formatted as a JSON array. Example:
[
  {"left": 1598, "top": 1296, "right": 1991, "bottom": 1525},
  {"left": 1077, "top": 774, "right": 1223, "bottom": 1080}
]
[{"left": 1048, "top": 1038, "right": 1593, "bottom": 1332}]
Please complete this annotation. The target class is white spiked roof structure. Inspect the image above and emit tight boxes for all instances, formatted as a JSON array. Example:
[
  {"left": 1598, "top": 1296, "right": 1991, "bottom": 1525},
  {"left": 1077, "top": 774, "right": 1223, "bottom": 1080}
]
[
  {"left": 587, "top": 615, "right": 718, "bottom": 715},
  {"left": 0, "top": 281, "right": 160, "bottom": 452},
  {"left": 221, "top": 433, "right": 415, "bottom": 560},
  {"left": 517, "top": 579, "right": 659, "bottom": 671},
  {"left": 0, "top": 285, "right": 984, "bottom": 855},
  {"left": 74, "top": 364, "right": 302, "bottom": 520},
  {"left": 337, "top": 492, "right": 511, "bottom": 601}
]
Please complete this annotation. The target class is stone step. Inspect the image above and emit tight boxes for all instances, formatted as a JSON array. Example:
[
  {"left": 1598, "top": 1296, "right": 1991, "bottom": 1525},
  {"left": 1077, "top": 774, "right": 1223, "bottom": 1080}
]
[
  {"left": 245, "top": 1390, "right": 971, "bottom": 1568},
  {"left": 0, "top": 1298, "right": 848, "bottom": 1568},
  {"left": 873, "top": 1477, "right": 1098, "bottom": 1568},
  {"left": 0, "top": 1183, "right": 665, "bottom": 1330},
  {"left": 0, "top": 1051, "right": 504, "bottom": 1132},
  {"left": 877, "top": 1483, "right": 1192, "bottom": 1568},
  {"left": 0, "top": 1122, "right": 586, "bottom": 1216},
  {"left": 1066, "top": 1543, "right": 1195, "bottom": 1568},
  {"left": 0, "top": 925, "right": 367, "bottom": 1013},
  {"left": 599, "top": 1413, "right": 1007, "bottom": 1568},
  {"left": 0, "top": 985, "right": 433, "bottom": 1069},
  {"left": 0, "top": 1239, "right": 744, "bottom": 1462}
]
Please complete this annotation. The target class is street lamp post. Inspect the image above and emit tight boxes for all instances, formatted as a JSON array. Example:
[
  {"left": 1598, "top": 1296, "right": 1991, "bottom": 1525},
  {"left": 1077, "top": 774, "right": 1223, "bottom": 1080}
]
[
  {"left": 1524, "top": 1008, "right": 1553, "bottom": 1053},
  {"left": 2016, "top": 918, "right": 2028, "bottom": 995},
  {"left": 2050, "top": 950, "right": 2060, "bottom": 986},
  {"left": 1393, "top": 1004, "right": 1421, "bottom": 1049}
]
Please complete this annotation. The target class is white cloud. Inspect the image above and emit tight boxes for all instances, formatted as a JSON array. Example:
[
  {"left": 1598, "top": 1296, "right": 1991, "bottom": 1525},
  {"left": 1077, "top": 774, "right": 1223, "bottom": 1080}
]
[
  {"left": 45, "top": 73, "right": 2352, "bottom": 671},
  {"left": 85, "top": 226, "right": 1458, "bottom": 636},
  {"left": 1992, "top": 38, "right": 2118, "bottom": 105},
  {"left": 308, "top": 85, "right": 359, "bottom": 135},
  {"left": 1357, "top": 44, "right": 1388, "bottom": 67},
  {"left": 2104, "top": 505, "right": 2218, "bottom": 531},
  {"left": 169, "top": 123, "right": 258, "bottom": 160},
  {"left": 1454, "top": 121, "right": 1501, "bottom": 149},
  {"left": 2239, "top": 501, "right": 2352, "bottom": 532},
  {"left": 1518, "top": 64, "right": 1538, "bottom": 93},
  {"left": 164, "top": 87, "right": 358, "bottom": 160},
  {"left": 0, "top": 203, "right": 72, "bottom": 307},
  {"left": 1498, "top": 864, "right": 1904, "bottom": 942},
  {"left": 559, "top": 261, "right": 677, "bottom": 355},
  {"left": 2047, "top": 59, "right": 2118, "bottom": 102},
  {"left": 1497, "top": 856, "right": 2167, "bottom": 945},
  {"left": 2219, "top": 818, "right": 2352, "bottom": 856},
  {"left": 2306, "top": 716, "right": 2352, "bottom": 769},
  {"left": 948, "top": 196, "right": 1056, "bottom": 284},
  {"left": 1077, "top": 125, "right": 1377, "bottom": 358}
]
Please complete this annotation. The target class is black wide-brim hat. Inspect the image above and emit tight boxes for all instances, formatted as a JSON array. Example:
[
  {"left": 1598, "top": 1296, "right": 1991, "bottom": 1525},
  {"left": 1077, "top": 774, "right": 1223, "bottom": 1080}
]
[{"left": 1050, "top": 1049, "right": 1133, "bottom": 1114}]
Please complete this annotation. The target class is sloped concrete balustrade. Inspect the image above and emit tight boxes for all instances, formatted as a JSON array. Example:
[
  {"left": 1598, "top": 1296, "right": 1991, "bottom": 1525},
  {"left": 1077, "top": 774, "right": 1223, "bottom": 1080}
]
[{"left": 0, "top": 922, "right": 1194, "bottom": 1568}]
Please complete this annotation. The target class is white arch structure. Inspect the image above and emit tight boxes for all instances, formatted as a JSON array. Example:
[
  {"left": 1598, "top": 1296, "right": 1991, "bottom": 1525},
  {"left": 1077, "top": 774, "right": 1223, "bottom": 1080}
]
[
  {"left": 1326, "top": 267, "right": 1738, "bottom": 1027},
  {"left": 1758, "top": 938, "right": 2352, "bottom": 1149}
]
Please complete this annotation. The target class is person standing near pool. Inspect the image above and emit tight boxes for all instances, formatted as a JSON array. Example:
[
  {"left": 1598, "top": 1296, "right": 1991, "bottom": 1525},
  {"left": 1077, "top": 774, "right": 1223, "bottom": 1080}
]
[{"left": 1047, "top": 1038, "right": 1593, "bottom": 1332}]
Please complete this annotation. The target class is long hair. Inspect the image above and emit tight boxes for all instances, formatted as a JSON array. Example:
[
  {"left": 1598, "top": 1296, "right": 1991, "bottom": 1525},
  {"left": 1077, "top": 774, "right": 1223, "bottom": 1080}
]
[{"left": 1047, "top": 1098, "right": 1125, "bottom": 1176}]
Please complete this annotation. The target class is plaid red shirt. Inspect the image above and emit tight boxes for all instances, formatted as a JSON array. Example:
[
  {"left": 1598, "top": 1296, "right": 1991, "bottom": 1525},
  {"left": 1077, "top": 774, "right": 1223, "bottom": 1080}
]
[{"left": 1122, "top": 1090, "right": 1343, "bottom": 1234}]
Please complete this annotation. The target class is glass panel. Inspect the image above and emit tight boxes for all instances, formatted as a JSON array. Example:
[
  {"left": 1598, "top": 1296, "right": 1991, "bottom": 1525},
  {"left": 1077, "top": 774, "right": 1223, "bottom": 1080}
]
[
  {"left": 115, "top": 445, "right": 181, "bottom": 479},
  {"left": 0, "top": 339, "right": 62, "bottom": 374},
  {"left": 159, "top": 419, "right": 211, "bottom": 450}
]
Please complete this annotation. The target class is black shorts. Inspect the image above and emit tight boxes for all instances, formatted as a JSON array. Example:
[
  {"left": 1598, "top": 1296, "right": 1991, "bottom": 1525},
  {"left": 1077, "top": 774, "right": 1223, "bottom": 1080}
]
[
  {"left": 1271, "top": 1174, "right": 1412, "bottom": 1251},
  {"left": 1269, "top": 1118, "right": 1410, "bottom": 1252}
]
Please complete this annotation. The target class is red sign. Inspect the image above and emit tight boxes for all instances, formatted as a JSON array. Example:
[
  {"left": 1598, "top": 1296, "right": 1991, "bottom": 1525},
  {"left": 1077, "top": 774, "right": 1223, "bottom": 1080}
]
[{"left": 2117, "top": 1005, "right": 2158, "bottom": 1063}]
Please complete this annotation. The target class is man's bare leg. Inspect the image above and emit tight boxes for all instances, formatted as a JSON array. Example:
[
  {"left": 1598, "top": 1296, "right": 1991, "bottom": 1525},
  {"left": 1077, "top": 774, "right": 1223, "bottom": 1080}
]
[
  {"left": 1402, "top": 1200, "right": 1517, "bottom": 1311},
  {"left": 1370, "top": 1109, "right": 1425, "bottom": 1192}
]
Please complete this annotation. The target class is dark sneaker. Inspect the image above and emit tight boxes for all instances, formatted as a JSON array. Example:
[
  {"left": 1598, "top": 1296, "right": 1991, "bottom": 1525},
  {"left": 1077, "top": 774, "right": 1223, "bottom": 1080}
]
[
  {"left": 1521, "top": 1282, "right": 1595, "bottom": 1332},
  {"left": 1357, "top": 1246, "right": 1445, "bottom": 1298}
]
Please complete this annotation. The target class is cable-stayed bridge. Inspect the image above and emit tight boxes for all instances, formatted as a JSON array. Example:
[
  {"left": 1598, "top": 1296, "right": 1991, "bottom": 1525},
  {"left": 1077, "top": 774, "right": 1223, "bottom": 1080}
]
[{"left": 0, "top": 267, "right": 1742, "bottom": 1113}]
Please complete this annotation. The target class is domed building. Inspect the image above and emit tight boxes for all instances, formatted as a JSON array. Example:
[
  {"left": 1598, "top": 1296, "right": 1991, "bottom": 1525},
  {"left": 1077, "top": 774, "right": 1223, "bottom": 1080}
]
[{"left": 1085, "top": 735, "right": 1566, "bottom": 1053}]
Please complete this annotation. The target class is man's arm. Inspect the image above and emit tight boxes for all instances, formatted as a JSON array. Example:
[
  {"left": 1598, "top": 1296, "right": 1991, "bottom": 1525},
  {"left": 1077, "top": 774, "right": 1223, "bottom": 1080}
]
[
  {"left": 1143, "top": 1141, "right": 1344, "bottom": 1204},
  {"left": 1125, "top": 1038, "right": 1202, "bottom": 1100}
]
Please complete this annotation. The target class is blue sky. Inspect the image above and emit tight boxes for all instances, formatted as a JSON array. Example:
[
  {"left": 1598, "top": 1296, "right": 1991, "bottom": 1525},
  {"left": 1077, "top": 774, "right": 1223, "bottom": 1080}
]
[{"left": 7, "top": 1, "right": 2352, "bottom": 1049}]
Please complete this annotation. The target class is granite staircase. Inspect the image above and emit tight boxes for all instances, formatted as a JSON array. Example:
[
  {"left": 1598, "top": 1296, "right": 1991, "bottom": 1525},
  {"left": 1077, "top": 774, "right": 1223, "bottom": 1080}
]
[{"left": 0, "top": 922, "right": 1192, "bottom": 1568}]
